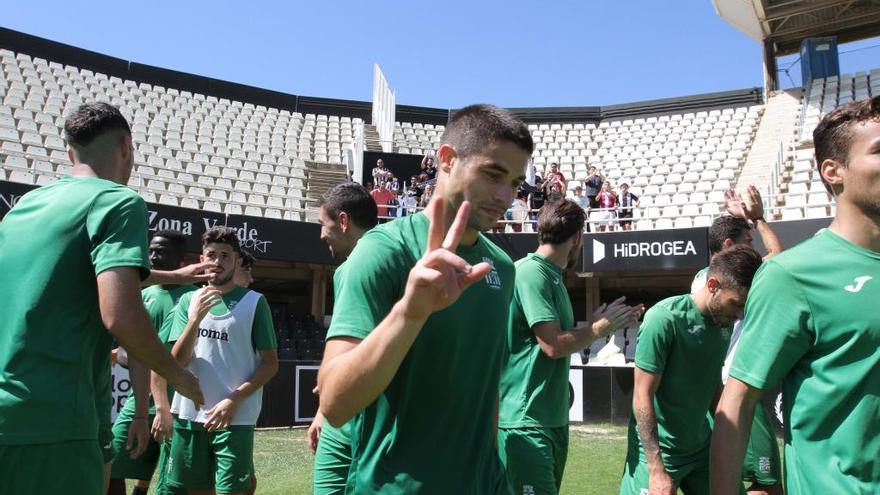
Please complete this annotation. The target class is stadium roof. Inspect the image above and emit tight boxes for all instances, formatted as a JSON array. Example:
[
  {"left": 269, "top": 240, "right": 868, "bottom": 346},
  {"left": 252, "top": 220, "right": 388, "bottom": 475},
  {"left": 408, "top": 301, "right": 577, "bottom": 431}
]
[{"left": 713, "top": 0, "right": 880, "bottom": 55}]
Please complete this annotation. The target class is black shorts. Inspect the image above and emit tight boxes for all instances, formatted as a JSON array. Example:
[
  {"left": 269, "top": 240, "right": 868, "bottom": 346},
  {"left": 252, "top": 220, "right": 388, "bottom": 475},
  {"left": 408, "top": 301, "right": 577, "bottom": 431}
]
[{"left": 587, "top": 196, "right": 600, "bottom": 209}]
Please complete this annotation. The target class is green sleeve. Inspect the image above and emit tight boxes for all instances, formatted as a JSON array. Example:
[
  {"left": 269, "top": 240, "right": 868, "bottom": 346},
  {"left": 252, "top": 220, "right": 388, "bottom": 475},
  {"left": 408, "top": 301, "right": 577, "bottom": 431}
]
[
  {"left": 634, "top": 305, "right": 675, "bottom": 375},
  {"left": 729, "top": 262, "right": 814, "bottom": 389},
  {"left": 167, "top": 292, "right": 194, "bottom": 344},
  {"left": 86, "top": 189, "right": 151, "bottom": 279},
  {"left": 251, "top": 295, "right": 277, "bottom": 351},
  {"left": 142, "top": 289, "right": 165, "bottom": 331},
  {"left": 516, "top": 263, "right": 558, "bottom": 327},
  {"left": 325, "top": 231, "right": 409, "bottom": 341}
]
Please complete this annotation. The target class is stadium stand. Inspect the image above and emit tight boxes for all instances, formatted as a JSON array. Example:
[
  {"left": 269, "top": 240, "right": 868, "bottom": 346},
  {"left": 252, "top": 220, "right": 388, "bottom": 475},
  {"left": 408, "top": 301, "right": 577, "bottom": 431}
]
[
  {"left": 0, "top": 48, "right": 362, "bottom": 221},
  {"left": 5, "top": 40, "right": 876, "bottom": 231}
]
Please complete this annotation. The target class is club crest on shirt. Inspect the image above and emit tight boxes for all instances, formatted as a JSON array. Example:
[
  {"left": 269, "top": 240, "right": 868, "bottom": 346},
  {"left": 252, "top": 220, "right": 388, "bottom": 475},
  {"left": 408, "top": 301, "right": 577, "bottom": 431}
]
[{"left": 482, "top": 257, "right": 501, "bottom": 290}]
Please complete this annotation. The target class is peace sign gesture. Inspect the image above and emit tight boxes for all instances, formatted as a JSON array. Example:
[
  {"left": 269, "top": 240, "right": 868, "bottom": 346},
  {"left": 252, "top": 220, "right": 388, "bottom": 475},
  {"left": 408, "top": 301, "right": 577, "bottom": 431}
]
[{"left": 400, "top": 191, "right": 493, "bottom": 321}]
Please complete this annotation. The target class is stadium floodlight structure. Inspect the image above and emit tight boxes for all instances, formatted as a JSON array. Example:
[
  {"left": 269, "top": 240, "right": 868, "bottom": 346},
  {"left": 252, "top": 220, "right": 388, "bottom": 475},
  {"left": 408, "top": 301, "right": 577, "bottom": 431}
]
[{"left": 712, "top": 0, "right": 880, "bottom": 93}]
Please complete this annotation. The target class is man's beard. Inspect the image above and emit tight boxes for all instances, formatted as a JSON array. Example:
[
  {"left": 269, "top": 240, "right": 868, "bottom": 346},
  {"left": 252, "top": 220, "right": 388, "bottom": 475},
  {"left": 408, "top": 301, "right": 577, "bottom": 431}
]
[{"left": 211, "top": 270, "right": 235, "bottom": 287}]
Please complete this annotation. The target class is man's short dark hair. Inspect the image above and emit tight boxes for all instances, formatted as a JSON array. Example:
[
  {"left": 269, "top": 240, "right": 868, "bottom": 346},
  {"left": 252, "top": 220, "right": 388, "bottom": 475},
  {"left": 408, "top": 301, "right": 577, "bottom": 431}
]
[
  {"left": 813, "top": 96, "right": 880, "bottom": 194},
  {"left": 319, "top": 182, "right": 378, "bottom": 230},
  {"left": 620, "top": 183, "right": 629, "bottom": 188},
  {"left": 152, "top": 229, "right": 187, "bottom": 253},
  {"left": 202, "top": 226, "right": 241, "bottom": 252},
  {"left": 537, "top": 199, "right": 586, "bottom": 245},
  {"left": 708, "top": 216, "right": 751, "bottom": 255},
  {"left": 64, "top": 102, "right": 131, "bottom": 148},
  {"left": 707, "top": 244, "right": 762, "bottom": 290},
  {"left": 239, "top": 249, "right": 255, "bottom": 269},
  {"left": 441, "top": 104, "right": 534, "bottom": 159}
]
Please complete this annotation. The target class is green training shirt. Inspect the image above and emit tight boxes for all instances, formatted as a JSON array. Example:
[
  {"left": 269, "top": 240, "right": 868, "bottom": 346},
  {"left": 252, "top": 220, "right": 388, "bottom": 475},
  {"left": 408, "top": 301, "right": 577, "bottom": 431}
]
[
  {"left": 628, "top": 294, "right": 731, "bottom": 466},
  {"left": 326, "top": 212, "right": 515, "bottom": 494},
  {"left": 0, "top": 177, "right": 150, "bottom": 444},
  {"left": 116, "top": 285, "right": 198, "bottom": 422},
  {"left": 499, "top": 253, "right": 575, "bottom": 429},
  {"left": 730, "top": 229, "right": 880, "bottom": 494}
]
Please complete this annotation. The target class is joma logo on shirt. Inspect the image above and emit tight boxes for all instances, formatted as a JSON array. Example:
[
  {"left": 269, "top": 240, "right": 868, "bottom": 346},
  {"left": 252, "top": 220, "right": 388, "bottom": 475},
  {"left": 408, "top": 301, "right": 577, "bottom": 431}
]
[{"left": 198, "top": 328, "right": 229, "bottom": 341}]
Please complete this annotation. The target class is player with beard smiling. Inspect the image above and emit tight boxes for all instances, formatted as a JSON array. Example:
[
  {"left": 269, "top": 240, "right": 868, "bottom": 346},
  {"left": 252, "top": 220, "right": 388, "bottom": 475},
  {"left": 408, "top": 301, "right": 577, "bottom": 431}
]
[{"left": 163, "top": 227, "right": 278, "bottom": 495}]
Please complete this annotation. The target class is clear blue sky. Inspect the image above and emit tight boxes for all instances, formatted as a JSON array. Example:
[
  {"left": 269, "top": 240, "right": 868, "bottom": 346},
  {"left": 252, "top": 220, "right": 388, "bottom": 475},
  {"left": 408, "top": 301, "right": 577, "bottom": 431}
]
[{"left": 4, "top": 1, "right": 879, "bottom": 109}]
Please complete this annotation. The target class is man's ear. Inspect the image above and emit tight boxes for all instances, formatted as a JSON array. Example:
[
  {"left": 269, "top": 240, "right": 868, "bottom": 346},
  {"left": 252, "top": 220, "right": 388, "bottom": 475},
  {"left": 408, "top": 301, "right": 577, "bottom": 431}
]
[
  {"left": 819, "top": 158, "right": 845, "bottom": 197},
  {"left": 338, "top": 211, "right": 350, "bottom": 232},
  {"left": 706, "top": 276, "right": 721, "bottom": 293},
  {"left": 722, "top": 238, "right": 735, "bottom": 250},
  {"left": 437, "top": 144, "right": 457, "bottom": 175}
]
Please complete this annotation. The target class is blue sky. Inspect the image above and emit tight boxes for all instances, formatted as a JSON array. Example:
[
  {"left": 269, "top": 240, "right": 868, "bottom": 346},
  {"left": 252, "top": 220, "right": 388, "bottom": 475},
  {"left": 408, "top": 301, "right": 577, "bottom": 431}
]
[{"left": 4, "top": 1, "right": 879, "bottom": 109}]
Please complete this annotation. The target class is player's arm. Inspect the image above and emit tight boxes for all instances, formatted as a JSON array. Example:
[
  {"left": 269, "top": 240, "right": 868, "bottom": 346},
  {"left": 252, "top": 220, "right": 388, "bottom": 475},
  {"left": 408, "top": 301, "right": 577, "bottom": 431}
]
[
  {"left": 125, "top": 356, "right": 151, "bottom": 458},
  {"left": 308, "top": 337, "right": 361, "bottom": 453},
  {"left": 533, "top": 297, "right": 641, "bottom": 359},
  {"left": 753, "top": 218, "right": 783, "bottom": 261},
  {"left": 150, "top": 368, "right": 173, "bottom": 443},
  {"left": 97, "top": 267, "right": 203, "bottom": 408},
  {"left": 633, "top": 367, "right": 675, "bottom": 495},
  {"left": 171, "top": 288, "right": 221, "bottom": 366},
  {"left": 710, "top": 377, "right": 763, "bottom": 495},
  {"left": 319, "top": 199, "right": 491, "bottom": 428},
  {"left": 142, "top": 261, "right": 213, "bottom": 287}
]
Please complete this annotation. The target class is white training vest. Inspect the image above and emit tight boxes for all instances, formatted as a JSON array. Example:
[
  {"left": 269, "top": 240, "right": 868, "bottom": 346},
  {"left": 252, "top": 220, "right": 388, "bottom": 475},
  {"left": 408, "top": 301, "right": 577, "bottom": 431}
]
[{"left": 171, "top": 288, "right": 264, "bottom": 426}]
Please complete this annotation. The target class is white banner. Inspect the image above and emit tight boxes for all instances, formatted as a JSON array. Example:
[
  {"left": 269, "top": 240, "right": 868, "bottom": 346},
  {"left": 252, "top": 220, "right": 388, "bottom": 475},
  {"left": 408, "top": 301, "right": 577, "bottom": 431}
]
[{"left": 110, "top": 363, "right": 131, "bottom": 422}]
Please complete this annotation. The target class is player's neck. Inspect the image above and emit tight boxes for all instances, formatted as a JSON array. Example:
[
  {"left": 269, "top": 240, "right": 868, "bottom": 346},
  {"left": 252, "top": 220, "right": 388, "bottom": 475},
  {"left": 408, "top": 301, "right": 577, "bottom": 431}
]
[
  {"left": 828, "top": 202, "right": 880, "bottom": 253},
  {"left": 71, "top": 163, "right": 124, "bottom": 184},
  {"left": 691, "top": 289, "right": 711, "bottom": 317},
  {"left": 536, "top": 243, "right": 569, "bottom": 269}
]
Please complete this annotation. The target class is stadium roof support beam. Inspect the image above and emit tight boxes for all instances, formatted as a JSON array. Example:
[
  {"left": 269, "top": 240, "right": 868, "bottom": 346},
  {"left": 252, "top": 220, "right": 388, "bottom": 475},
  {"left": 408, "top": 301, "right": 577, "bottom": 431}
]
[
  {"left": 763, "top": 41, "right": 779, "bottom": 93},
  {"left": 763, "top": 0, "right": 853, "bottom": 21}
]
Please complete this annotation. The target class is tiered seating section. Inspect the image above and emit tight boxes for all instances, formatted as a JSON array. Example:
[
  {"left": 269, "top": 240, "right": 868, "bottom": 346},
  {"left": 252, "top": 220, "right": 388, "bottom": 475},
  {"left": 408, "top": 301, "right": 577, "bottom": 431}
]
[
  {"left": 776, "top": 68, "right": 880, "bottom": 221},
  {"left": 271, "top": 309, "right": 327, "bottom": 362},
  {"left": 0, "top": 49, "right": 362, "bottom": 220},
  {"left": 800, "top": 69, "right": 879, "bottom": 141},
  {"left": 394, "top": 106, "right": 762, "bottom": 230},
  {"left": 393, "top": 122, "right": 444, "bottom": 155}
]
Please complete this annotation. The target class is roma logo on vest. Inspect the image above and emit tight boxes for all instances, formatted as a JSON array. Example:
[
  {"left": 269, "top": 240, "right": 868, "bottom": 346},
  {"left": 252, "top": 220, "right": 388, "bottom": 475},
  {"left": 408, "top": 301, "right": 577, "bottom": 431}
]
[{"left": 198, "top": 327, "right": 230, "bottom": 341}]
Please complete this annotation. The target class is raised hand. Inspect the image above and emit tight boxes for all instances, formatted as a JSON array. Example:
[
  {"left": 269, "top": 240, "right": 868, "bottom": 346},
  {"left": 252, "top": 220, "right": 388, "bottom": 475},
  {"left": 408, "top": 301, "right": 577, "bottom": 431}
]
[
  {"left": 399, "top": 193, "right": 492, "bottom": 321},
  {"left": 174, "top": 261, "right": 215, "bottom": 283},
  {"left": 189, "top": 287, "right": 222, "bottom": 322},
  {"left": 724, "top": 189, "right": 747, "bottom": 219},
  {"left": 742, "top": 185, "right": 765, "bottom": 220},
  {"left": 590, "top": 297, "right": 644, "bottom": 340}
]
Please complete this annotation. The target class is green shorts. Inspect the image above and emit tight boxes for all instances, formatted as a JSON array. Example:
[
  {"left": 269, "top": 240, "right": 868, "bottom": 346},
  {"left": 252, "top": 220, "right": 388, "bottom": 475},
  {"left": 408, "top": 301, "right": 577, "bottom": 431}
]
[
  {"left": 742, "top": 402, "right": 782, "bottom": 485},
  {"left": 164, "top": 418, "right": 255, "bottom": 494},
  {"left": 0, "top": 440, "right": 103, "bottom": 494},
  {"left": 110, "top": 414, "right": 161, "bottom": 481},
  {"left": 100, "top": 420, "right": 116, "bottom": 464},
  {"left": 154, "top": 440, "right": 188, "bottom": 495},
  {"left": 313, "top": 421, "right": 353, "bottom": 495},
  {"left": 498, "top": 426, "right": 569, "bottom": 495},
  {"left": 619, "top": 452, "right": 746, "bottom": 495}
]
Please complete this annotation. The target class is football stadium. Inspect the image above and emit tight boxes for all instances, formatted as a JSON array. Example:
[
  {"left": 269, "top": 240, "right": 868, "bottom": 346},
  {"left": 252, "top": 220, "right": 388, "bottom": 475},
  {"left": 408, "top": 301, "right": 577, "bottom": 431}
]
[{"left": 0, "top": 1, "right": 878, "bottom": 494}]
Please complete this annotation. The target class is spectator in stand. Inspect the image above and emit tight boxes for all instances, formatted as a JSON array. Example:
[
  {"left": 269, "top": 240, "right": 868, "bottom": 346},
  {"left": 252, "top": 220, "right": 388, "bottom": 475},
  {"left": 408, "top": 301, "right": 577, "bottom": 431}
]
[
  {"left": 365, "top": 181, "right": 374, "bottom": 192},
  {"left": 419, "top": 184, "right": 434, "bottom": 208},
  {"left": 508, "top": 190, "right": 530, "bottom": 233},
  {"left": 401, "top": 189, "right": 419, "bottom": 216},
  {"left": 370, "top": 181, "right": 397, "bottom": 219},
  {"left": 573, "top": 185, "right": 589, "bottom": 210},
  {"left": 420, "top": 153, "right": 437, "bottom": 181},
  {"left": 371, "top": 159, "right": 392, "bottom": 185},
  {"left": 593, "top": 181, "right": 617, "bottom": 232},
  {"left": 617, "top": 183, "right": 640, "bottom": 231},
  {"left": 529, "top": 175, "right": 546, "bottom": 226},
  {"left": 406, "top": 175, "right": 422, "bottom": 199},
  {"left": 583, "top": 166, "right": 604, "bottom": 209},
  {"left": 544, "top": 162, "right": 567, "bottom": 202}
]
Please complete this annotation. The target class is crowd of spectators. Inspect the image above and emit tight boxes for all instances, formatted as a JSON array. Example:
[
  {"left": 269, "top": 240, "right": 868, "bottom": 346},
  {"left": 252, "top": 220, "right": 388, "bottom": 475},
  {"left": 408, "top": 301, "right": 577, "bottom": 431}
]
[
  {"left": 363, "top": 156, "right": 638, "bottom": 232},
  {"left": 366, "top": 155, "right": 437, "bottom": 219}
]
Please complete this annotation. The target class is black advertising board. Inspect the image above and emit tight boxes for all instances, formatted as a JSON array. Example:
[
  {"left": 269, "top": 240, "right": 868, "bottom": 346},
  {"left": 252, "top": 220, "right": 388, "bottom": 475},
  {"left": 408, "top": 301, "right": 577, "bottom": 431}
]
[
  {"left": 751, "top": 217, "right": 831, "bottom": 255},
  {"left": 581, "top": 227, "right": 710, "bottom": 272},
  {"left": 0, "top": 180, "right": 336, "bottom": 265}
]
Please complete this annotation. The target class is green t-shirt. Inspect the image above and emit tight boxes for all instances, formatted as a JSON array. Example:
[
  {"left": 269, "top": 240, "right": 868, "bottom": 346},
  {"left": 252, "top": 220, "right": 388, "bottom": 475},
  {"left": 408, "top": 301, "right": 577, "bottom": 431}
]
[
  {"left": 116, "top": 285, "right": 198, "bottom": 422},
  {"left": 499, "top": 253, "right": 575, "bottom": 429},
  {"left": 730, "top": 229, "right": 880, "bottom": 494},
  {"left": 325, "top": 212, "right": 515, "bottom": 494},
  {"left": 0, "top": 177, "right": 150, "bottom": 445},
  {"left": 168, "top": 286, "right": 277, "bottom": 353},
  {"left": 628, "top": 294, "right": 731, "bottom": 466}
]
